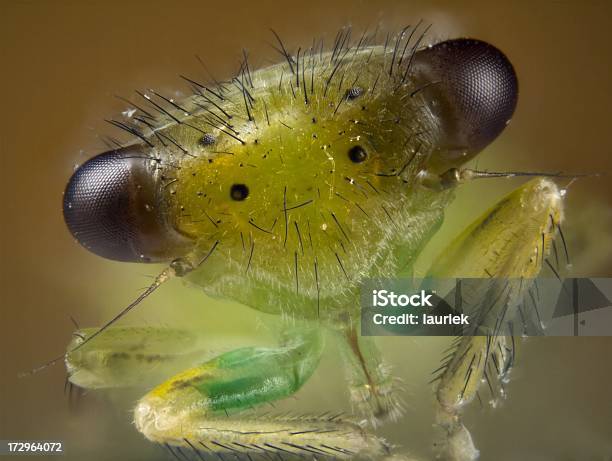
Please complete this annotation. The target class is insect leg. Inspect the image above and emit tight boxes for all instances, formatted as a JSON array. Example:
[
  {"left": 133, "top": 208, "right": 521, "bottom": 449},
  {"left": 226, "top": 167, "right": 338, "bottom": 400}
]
[
  {"left": 427, "top": 178, "right": 564, "bottom": 461},
  {"left": 334, "top": 324, "right": 404, "bottom": 427},
  {"left": 65, "top": 326, "right": 219, "bottom": 390},
  {"left": 132, "top": 327, "right": 389, "bottom": 459}
]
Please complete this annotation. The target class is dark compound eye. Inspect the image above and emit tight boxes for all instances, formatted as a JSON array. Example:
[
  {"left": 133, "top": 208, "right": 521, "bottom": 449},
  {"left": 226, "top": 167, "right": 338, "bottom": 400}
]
[
  {"left": 348, "top": 145, "right": 368, "bottom": 163},
  {"left": 230, "top": 183, "right": 249, "bottom": 201},
  {"left": 198, "top": 133, "right": 216, "bottom": 146},
  {"left": 346, "top": 87, "right": 363, "bottom": 100},
  {"left": 413, "top": 38, "right": 518, "bottom": 170},
  {"left": 63, "top": 147, "right": 190, "bottom": 262}
]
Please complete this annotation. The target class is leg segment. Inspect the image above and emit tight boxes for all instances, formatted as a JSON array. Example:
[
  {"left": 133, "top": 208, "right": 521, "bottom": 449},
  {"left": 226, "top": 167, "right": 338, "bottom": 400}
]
[
  {"left": 65, "top": 326, "right": 216, "bottom": 390},
  {"left": 133, "top": 326, "right": 389, "bottom": 458},
  {"left": 427, "top": 178, "right": 564, "bottom": 460},
  {"left": 334, "top": 324, "right": 404, "bottom": 427}
]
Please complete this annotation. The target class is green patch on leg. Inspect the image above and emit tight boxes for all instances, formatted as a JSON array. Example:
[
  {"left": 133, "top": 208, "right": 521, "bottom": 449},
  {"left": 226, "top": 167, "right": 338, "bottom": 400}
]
[{"left": 145, "top": 327, "right": 323, "bottom": 414}]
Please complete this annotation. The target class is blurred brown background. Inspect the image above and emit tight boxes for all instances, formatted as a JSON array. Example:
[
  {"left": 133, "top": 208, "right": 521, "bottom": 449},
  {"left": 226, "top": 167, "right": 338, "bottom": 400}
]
[{"left": 1, "top": 1, "right": 611, "bottom": 460}]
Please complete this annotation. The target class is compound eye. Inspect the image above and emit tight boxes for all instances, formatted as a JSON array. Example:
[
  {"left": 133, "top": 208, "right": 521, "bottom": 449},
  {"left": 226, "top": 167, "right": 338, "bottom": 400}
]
[
  {"left": 414, "top": 39, "right": 518, "bottom": 170},
  {"left": 63, "top": 147, "right": 189, "bottom": 262}
]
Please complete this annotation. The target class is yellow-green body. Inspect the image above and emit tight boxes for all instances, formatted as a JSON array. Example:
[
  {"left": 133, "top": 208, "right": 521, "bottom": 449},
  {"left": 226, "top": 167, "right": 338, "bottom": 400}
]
[
  {"left": 63, "top": 35, "right": 566, "bottom": 461},
  {"left": 142, "top": 48, "right": 453, "bottom": 320}
]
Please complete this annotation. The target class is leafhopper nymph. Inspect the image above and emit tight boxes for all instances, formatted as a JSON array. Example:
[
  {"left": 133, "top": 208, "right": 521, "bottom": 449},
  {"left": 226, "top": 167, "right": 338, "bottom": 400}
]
[{"left": 60, "top": 26, "right": 568, "bottom": 460}]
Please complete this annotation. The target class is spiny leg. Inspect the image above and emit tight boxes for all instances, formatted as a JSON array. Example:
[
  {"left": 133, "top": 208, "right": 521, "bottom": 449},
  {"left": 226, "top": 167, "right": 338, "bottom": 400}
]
[
  {"left": 133, "top": 326, "right": 390, "bottom": 459},
  {"left": 64, "top": 324, "right": 393, "bottom": 458},
  {"left": 427, "top": 178, "right": 564, "bottom": 461}
]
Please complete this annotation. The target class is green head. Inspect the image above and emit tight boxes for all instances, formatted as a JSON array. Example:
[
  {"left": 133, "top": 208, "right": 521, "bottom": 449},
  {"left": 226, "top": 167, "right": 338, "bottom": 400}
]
[{"left": 63, "top": 35, "right": 518, "bottom": 319}]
